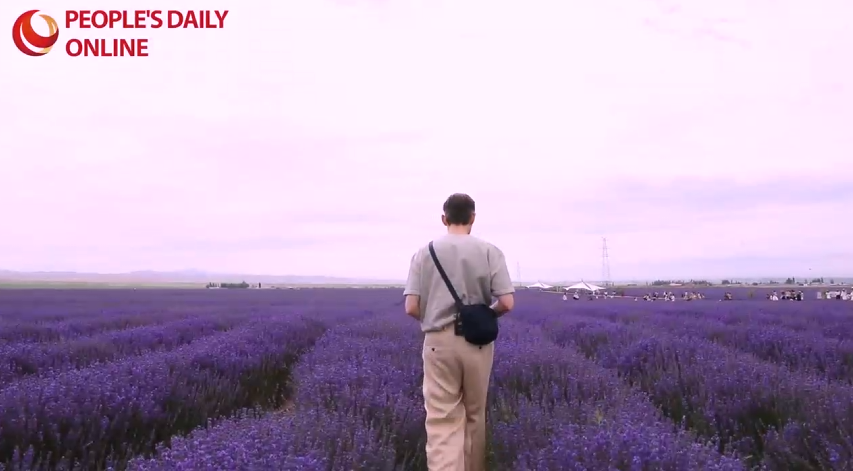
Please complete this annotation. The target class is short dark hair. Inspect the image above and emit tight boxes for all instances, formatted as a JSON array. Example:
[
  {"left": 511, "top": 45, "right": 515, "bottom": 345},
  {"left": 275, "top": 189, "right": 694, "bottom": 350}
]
[{"left": 443, "top": 193, "right": 475, "bottom": 225}]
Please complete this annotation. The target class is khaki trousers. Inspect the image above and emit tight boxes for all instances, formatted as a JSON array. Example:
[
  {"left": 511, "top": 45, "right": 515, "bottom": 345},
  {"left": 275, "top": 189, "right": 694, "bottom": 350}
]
[{"left": 422, "top": 325, "right": 495, "bottom": 471}]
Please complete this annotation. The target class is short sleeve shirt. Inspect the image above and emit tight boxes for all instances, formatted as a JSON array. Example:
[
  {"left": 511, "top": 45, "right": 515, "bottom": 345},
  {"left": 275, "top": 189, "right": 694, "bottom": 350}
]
[{"left": 404, "top": 234, "right": 514, "bottom": 332}]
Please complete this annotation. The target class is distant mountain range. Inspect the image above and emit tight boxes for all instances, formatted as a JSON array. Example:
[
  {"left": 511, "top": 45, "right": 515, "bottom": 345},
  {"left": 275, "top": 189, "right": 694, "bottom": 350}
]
[
  {"left": 0, "top": 269, "right": 404, "bottom": 286},
  {"left": 1, "top": 270, "right": 849, "bottom": 287}
]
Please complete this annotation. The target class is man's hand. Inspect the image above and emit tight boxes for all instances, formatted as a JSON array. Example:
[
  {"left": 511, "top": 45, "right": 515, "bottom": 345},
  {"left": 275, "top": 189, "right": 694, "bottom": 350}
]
[{"left": 490, "top": 293, "right": 514, "bottom": 317}]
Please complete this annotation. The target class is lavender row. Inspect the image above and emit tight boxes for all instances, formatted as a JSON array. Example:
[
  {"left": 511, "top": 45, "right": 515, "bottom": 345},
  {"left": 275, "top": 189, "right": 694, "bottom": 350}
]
[
  {"left": 128, "top": 312, "right": 424, "bottom": 470},
  {"left": 490, "top": 320, "right": 743, "bottom": 470},
  {"left": 130, "top": 313, "right": 740, "bottom": 470},
  {"left": 593, "top": 301, "right": 853, "bottom": 339},
  {"left": 0, "top": 289, "right": 156, "bottom": 322},
  {"left": 558, "top": 305, "right": 853, "bottom": 382},
  {"left": 0, "top": 288, "right": 365, "bottom": 345},
  {"left": 0, "top": 311, "right": 200, "bottom": 345},
  {"left": 521, "top": 312, "right": 853, "bottom": 469},
  {"left": 0, "top": 313, "right": 328, "bottom": 470},
  {"left": 0, "top": 314, "right": 252, "bottom": 385},
  {"left": 0, "top": 289, "right": 268, "bottom": 322},
  {"left": 618, "top": 311, "right": 853, "bottom": 382}
]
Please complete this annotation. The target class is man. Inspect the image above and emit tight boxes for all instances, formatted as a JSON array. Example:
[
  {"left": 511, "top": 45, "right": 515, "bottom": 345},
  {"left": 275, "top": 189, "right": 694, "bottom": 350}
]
[{"left": 403, "top": 193, "right": 515, "bottom": 471}]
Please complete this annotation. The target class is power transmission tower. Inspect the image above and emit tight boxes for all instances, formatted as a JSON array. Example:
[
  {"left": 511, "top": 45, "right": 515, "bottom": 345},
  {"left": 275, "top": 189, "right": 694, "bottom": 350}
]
[{"left": 601, "top": 237, "right": 611, "bottom": 287}]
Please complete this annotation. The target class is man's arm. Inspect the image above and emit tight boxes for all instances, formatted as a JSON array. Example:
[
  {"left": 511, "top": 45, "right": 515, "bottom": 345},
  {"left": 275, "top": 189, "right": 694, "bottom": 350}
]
[
  {"left": 488, "top": 247, "right": 515, "bottom": 317},
  {"left": 403, "top": 250, "right": 421, "bottom": 321}
]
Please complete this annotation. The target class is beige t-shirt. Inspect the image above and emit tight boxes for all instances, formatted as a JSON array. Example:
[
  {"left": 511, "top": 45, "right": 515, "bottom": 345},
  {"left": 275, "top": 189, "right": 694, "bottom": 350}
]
[{"left": 404, "top": 234, "right": 514, "bottom": 332}]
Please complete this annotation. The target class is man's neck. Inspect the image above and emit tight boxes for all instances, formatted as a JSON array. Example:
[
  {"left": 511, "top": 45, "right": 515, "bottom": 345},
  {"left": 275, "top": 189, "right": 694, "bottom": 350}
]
[{"left": 447, "top": 226, "right": 471, "bottom": 235}]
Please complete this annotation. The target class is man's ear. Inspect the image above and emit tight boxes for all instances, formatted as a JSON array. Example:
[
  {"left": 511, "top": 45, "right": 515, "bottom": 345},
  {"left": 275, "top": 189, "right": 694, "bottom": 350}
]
[
  {"left": 441, "top": 214, "right": 448, "bottom": 226},
  {"left": 469, "top": 213, "right": 476, "bottom": 225}
]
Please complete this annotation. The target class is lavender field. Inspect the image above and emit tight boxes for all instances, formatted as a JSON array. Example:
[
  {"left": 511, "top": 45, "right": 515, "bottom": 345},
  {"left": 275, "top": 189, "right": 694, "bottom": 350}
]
[{"left": 0, "top": 290, "right": 851, "bottom": 470}]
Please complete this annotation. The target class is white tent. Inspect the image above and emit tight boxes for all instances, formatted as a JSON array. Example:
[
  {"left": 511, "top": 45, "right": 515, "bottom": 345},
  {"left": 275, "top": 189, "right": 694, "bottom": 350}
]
[
  {"left": 565, "top": 282, "right": 604, "bottom": 292},
  {"left": 526, "top": 282, "right": 553, "bottom": 289}
]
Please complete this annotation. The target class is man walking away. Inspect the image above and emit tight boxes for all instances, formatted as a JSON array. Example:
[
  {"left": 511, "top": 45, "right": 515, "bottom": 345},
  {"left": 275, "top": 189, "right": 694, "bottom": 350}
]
[{"left": 403, "top": 193, "right": 515, "bottom": 471}]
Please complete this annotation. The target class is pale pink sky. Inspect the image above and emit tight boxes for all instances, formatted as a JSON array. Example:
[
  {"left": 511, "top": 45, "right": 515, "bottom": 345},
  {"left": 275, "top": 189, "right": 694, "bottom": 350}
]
[{"left": 1, "top": 0, "right": 850, "bottom": 281}]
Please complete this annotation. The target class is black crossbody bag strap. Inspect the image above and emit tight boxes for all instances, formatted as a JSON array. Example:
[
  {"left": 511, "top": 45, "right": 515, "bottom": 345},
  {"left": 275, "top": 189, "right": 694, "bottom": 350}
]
[{"left": 428, "top": 241, "right": 464, "bottom": 311}]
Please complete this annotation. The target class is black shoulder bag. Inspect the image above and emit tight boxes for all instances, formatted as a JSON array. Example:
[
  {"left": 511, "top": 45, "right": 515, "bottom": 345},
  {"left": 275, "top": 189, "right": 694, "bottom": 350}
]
[{"left": 428, "top": 241, "right": 499, "bottom": 346}]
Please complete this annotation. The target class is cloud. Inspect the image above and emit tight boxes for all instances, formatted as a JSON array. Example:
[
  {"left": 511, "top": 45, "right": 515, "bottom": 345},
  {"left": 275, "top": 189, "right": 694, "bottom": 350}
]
[
  {"left": 558, "top": 176, "right": 852, "bottom": 233},
  {"left": 0, "top": 0, "right": 851, "bottom": 279},
  {"left": 614, "top": 251, "right": 853, "bottom": 281}
]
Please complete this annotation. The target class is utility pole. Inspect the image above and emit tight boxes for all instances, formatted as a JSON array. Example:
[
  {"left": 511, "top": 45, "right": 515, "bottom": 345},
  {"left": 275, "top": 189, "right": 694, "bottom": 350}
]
[{"left": 601, "top": 237, "right": 611, "bottom": 287}]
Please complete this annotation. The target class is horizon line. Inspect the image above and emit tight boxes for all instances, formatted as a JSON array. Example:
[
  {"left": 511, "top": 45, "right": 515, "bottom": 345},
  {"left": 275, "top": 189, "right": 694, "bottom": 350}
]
[{"left": 1, "top": 268, "right": 850, "bottom": 283}]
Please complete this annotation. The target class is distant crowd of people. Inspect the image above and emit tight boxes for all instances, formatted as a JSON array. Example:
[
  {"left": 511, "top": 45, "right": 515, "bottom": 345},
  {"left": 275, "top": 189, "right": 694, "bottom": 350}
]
[
  {"left": 820, "top": 290, "right": 851, "bottom": 300},
  {"left": 563, "top": 291, "right": 617, "bottom": 301},
  {"left": 558, "top": 288, "right": 852, "bottom": 302},
  {"left": 561, "top": 290, "right": 729, "bottom": 301},
  {"left": 767, "top": 290, "right": 804, "bottom": 301},
  {"left": 640, "top": 291, "right": 707, "bottom": 301}
]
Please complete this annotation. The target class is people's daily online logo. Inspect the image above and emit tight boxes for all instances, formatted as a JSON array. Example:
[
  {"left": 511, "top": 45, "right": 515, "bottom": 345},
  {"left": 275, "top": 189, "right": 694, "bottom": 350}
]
[
  {"left": 12, "top": 10, "right": 58, "bottom": 56},
  {"left": 11, "top": 8, "right": 228, "bottom": 57}
]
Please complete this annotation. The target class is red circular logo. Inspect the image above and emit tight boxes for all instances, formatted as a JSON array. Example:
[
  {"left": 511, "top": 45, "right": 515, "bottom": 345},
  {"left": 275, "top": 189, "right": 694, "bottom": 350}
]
[{"left": 12, "top": 10, "right": 59, "bottom": 56}]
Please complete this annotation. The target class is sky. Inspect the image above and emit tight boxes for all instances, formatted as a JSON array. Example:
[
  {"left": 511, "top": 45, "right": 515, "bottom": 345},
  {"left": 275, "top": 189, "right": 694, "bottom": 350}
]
[{"left": 1, "top": 0, "right": 851, "bottom": 282}]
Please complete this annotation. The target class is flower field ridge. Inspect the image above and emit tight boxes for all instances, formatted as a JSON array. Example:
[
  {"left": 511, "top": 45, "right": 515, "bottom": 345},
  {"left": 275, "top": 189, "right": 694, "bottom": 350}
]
[
  {"left": 0, "top": 289, "right": 851, "bottom": 470},
  {"left": 0, "top": 313, "right": 251, "bottom": 384},
  {"left": 0, "top": 312, "right": 328, "bottom": 469}
]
